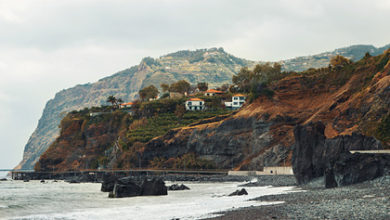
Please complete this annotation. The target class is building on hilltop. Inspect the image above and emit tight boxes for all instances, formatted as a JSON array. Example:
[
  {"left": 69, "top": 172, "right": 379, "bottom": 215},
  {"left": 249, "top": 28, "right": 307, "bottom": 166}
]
[
  {"left": 119, "top": 102, "right": 135, "bottom": 115},
  {"left": 225, "top": 94, "right": 246, "bottom": 109},
  {"left": 119, "top": 102, "right": 134, "bottom": 109},
  {"left": 204, "top": 89, "right": 224, "bottom": 96},
  {"left": 185, "top": 98, "right": 205, "bottom": 111}
]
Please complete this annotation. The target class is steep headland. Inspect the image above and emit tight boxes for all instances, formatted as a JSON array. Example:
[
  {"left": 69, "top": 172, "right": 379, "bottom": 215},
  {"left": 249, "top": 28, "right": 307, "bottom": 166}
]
[
  {"left": 35, "top": 49, "right": 390, "bottom": 172},
  {"left": 19, "top": 44, "right": 390, "bottom": 170},
  {"left": 18, "top": 48, "right": 254, "bottom": 170}
]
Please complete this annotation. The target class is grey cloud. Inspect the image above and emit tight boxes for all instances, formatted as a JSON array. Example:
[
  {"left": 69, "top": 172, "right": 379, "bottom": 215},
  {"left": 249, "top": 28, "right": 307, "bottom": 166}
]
[{"left": 1, "top": 0, "right": 390, "bottom": 168}]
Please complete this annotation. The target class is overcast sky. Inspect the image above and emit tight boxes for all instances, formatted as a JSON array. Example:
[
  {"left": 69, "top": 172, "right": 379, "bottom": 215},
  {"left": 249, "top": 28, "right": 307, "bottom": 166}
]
[{"left": 1, "top": 0, "right": 390, "bottom": 169}]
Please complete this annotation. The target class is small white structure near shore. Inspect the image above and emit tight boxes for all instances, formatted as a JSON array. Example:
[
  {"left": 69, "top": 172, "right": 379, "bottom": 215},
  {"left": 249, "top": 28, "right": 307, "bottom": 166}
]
[
  {"left": 228, "top": 166, "right": 293, "bottom": 176},
  {"left": 185, "top": 98, "right": 205, "bottom": 111}
]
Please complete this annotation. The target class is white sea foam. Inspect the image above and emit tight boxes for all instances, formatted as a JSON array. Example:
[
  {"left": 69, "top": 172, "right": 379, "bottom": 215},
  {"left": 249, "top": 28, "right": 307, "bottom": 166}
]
[
  {"left": 0, "top": 171, "right": 8, "bottom": 179},
  {"left": 0, "top": 181, "right": 297, "bottom": 220}
]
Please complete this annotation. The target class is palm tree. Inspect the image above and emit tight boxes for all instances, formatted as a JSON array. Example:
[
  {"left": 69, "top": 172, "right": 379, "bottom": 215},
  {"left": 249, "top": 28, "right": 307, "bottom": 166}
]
[{"left": 106, "top": 96, "right": 117, "bottom": 108}]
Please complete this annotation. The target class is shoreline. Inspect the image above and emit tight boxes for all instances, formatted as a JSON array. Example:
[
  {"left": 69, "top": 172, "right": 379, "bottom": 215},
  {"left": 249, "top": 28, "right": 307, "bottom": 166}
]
[{"left": 206, "top": 175, "right": 390, "bottom": 220}]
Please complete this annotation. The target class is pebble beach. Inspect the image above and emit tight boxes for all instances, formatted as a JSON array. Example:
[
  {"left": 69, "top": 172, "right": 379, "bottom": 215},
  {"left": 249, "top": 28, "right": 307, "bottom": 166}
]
[{"left": 207, "top": 175, "right": 390, "bottom": 220}]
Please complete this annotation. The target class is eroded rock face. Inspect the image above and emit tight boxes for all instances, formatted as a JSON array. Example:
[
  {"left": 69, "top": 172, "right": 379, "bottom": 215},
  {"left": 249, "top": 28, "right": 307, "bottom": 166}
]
[
  {"left": 292, "top": 122, "right": 328, "bottom": 185},
  {"left": 292, "top": 122, "right": 386, "bottom": 187},
  {"left": 141, "top": 117, "right": 278, "bottom": 170},
  {"left": 331, "top": 153, "right": 390, "bottom": 186},
  {"left": 101, "top": 173, "right": 118, "bottom": 192},
  {"left": 141, "top": 178, "right": 168, "bottom": 196},
  {"left": 111, "top": 181, "right": 142, "bottom": 198}
]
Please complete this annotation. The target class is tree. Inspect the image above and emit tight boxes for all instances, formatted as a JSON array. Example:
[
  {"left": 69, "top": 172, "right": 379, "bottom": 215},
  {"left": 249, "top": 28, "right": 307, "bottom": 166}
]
[
  {"left": 219, "top": 83, "right": 230, "bottom": 92},
  {"left": 139, "top": 85, "right": 159, "bottom": 101},
  {"left": 330, "top": 55, "right": 352, "bottom": 67},
  {"left": 106, "top": 95, "right": 120, "bottom": 109},
  {"left": 169, "top": 80, "right": 191, "bottom": 94},
  {"left": 160, "top": 83, "right": 170, "bottom": 92},
  {"left": 197, "top": 82, "right": 208, "bottom": 91},
  {"left": 364, "top": 52, "right": 372, "bottom": 59},
  {"left": 232, "top": 67, "right": 252, "bottom": 92},
  {"left": 233, "top": 63, "right": 283, "bottom": 93},
  {"left": 107, "top": 95, "right": 117, "bottom": 105}
]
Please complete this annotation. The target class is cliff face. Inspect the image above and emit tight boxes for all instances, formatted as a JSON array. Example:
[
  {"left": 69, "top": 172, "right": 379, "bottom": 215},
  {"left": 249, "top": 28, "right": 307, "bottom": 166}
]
[
  {"left": 36, "top": 50, "right": 390, "bottom": 172},
  {"left": 21, "top": 44, "right": 390, "bottom": 170},
  {"left": 292, "top": 121, "right": 390, "bottom": 187},
  {"left": 18, "top": 48, "right": 254, "bottom": 170},
  {"left": 36, "top": 111, "right": 131, "bottom": 171}
]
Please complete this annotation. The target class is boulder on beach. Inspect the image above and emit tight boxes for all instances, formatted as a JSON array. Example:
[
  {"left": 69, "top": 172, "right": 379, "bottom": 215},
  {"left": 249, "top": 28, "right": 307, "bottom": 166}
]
[
  {"left": 107, "top": 177, "right": 168, "bottom": 198},
  {"left": 327, "top": 152, "right": 390, "bottom": 187},
  {"left": 229, "top": 188, "right": 248, "bottom": 196},
  {"left": 168, "top": 184, "right": 190, "bottom": 191},
  {"left": 101, "top": 173, "right": 118, "bottom": 192},
  {"left": 111, "top": 181, "right": 142, "bottom": 198},
  {"left": 141, "top": 178, "right": 168, "bottom": 196}
]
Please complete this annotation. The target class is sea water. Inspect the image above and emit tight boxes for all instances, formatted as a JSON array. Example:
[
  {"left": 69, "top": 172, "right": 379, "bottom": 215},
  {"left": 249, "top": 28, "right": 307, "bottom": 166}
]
[{"left": 0, "top": 179, "right": 296, "bottom": 220}]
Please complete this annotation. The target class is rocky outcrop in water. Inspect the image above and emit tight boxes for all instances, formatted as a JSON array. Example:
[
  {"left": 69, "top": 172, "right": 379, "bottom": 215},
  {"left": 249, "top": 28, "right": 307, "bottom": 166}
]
[
  {"left": 168, "top": 184, "right": 190, "bottom": 191},
  {"left": 107, "top": 176, "right": 167, "bottom": 198},
  {"left": 229, "top": 188, "right": 248, "bottom": 196}
]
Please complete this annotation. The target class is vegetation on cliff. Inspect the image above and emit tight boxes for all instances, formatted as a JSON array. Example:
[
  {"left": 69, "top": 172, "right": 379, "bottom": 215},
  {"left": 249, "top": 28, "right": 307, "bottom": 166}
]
[
  {"left": 20, "top": 44, "right": 390, "bottom": 170},
  {"left": 36, "top": 48, "right": 390, "bottom": 172},
  {"left": 35, "top": 96, "right": 231, "bottom": 171}
]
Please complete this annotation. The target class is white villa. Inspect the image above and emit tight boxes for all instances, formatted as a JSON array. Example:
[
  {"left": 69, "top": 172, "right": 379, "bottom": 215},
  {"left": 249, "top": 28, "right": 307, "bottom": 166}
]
[
  {"left": 225, "top": 94, "right": 246, "bottom": 109},
  {"left": 185, "top": 98, "right": 205, "bottom": 111}
]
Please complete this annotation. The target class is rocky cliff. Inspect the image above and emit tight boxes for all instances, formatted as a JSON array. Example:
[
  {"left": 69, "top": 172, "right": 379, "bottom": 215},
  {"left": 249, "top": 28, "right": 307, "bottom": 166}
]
[
  {"left": 18, "top": 48, "right": 254, "bottom": 169},
  {"left": 35, "top": 49, "right": 390, "bottom": 172},
  {"left": 292, "top": 122, "right": 390, "bottom": 187},
  {"left": 20, "top": 44, "right": 390, "bottom": 170}
]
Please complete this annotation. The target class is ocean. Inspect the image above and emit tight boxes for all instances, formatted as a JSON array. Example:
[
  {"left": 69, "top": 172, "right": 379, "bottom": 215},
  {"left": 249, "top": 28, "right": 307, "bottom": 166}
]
[{"left": 0, "top": 179, "right": 296, "bottom": 220}]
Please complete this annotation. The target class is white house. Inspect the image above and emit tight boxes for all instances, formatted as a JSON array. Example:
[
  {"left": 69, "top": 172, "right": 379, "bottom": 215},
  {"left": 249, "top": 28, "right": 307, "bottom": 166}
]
[
  {"left": 225, "top": 94, "right": 246, "bottom": 109},
  {"left": 185, "top": 98, "right": 205, "bottom": 111}
]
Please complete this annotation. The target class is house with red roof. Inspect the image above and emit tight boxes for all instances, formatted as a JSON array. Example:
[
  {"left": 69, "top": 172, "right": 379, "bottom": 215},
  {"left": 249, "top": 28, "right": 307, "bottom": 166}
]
[
  {"left": 119, "top": 102, "right": 134, "bottom": 109},
  {"left": 185, "top": 98, "right": 205, "bottom": 111},
  {"left": 204, "top": 89, "right": 224, "bottom": 96}
]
